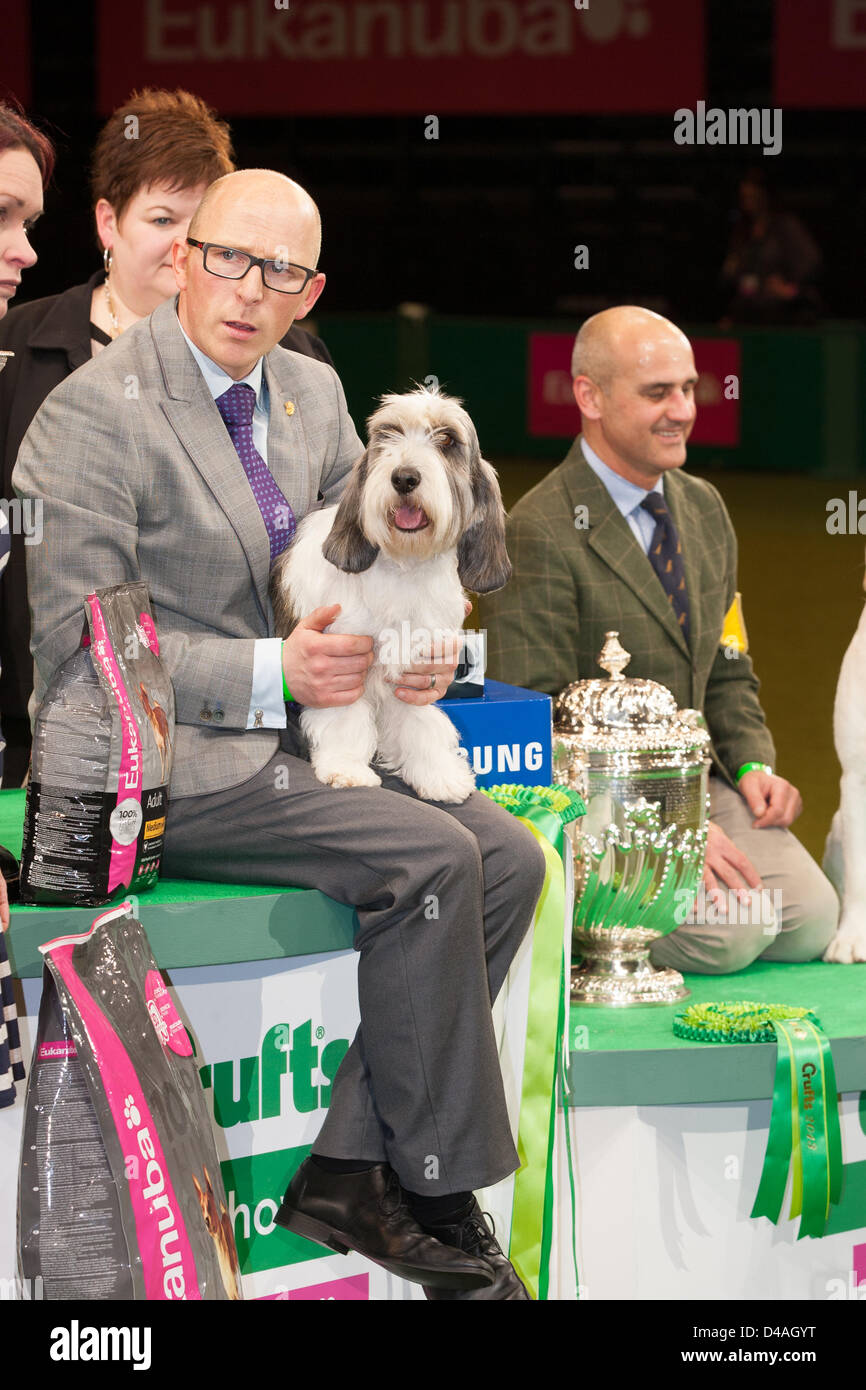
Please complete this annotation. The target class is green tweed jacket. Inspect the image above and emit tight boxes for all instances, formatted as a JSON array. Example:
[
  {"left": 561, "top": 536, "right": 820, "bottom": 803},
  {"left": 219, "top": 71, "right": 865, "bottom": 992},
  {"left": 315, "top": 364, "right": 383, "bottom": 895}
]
[{"left": 479, "top": 437, "right": 776, "bottom": 787}]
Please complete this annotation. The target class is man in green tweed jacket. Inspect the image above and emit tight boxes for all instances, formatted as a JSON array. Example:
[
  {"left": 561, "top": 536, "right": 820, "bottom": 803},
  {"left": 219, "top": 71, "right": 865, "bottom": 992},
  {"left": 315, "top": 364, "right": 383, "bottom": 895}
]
[{"left": 480, "top": 306, "right": 838, "bottom": 973}]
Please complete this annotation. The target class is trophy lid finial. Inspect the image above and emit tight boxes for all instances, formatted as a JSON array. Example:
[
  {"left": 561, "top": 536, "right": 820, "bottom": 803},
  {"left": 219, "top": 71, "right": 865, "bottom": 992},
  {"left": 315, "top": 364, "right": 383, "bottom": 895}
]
[{"left": 597, "top": 632, "right": 630, "bottom": 682}]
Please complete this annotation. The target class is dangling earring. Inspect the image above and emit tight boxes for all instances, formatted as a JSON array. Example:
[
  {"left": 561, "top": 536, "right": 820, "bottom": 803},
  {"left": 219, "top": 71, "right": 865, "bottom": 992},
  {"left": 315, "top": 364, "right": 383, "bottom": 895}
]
[{"left": 103, "top": 246, "right": 120, "bottom": 339}]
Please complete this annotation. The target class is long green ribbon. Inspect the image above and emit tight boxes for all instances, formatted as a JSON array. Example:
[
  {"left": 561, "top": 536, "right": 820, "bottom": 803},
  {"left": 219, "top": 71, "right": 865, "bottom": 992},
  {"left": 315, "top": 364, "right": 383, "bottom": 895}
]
[
  {"left": 512, "top": 823, "right": 564, "bottom": 1299},
  {"left": 675, "top": 1001, "right": 843, "bottom": 1241},
  {"left": 480, "top": 784, "right": 584, "bottom": 1301},
  {"left": 750, "top": 1016, "right": 843, "bottom": 1239}
]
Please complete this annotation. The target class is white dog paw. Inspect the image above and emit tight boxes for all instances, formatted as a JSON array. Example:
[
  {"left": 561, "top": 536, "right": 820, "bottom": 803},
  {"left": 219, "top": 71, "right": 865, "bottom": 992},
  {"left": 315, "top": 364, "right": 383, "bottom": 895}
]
[
  {"left": 823, "top": 925, "right": 866, "bottom": 964},
  {"left": 403, "top": 760, "right": 476, "bottom": 804},
  {"left": 316, "top": 763, "right": 382, "bottom": 790}
]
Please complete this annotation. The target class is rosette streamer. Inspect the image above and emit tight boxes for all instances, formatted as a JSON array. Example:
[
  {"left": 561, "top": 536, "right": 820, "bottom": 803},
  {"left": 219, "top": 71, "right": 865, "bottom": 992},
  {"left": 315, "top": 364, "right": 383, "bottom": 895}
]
[
  {"left": 673, "top": 1001, "right": 844, "bottom": 1239},
  {"left": 480, "top": 783, "right": 584, "bottom": 1299}
]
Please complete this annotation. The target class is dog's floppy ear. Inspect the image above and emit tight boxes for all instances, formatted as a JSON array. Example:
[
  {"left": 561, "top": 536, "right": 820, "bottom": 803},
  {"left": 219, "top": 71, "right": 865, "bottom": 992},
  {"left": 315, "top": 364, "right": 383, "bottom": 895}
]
[
  {"left": 321, "top": 452, "right": 380, "bottom": 573},
  {"left": 457, "top": 444, "right": 512, "bottom": 594}
]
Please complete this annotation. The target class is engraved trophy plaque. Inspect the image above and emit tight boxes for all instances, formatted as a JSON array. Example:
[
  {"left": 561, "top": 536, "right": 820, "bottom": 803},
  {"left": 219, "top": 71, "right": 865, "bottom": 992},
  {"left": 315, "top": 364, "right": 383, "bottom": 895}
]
[{"left": 553, "top": 633, "right": 711, "bottom": 1006}]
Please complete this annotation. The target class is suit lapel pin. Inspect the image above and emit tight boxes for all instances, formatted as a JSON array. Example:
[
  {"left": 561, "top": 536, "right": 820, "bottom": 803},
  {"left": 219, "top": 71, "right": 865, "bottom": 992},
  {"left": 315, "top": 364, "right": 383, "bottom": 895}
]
[{"left": 284, "top": 401, "right": 295, "bottom": 416}]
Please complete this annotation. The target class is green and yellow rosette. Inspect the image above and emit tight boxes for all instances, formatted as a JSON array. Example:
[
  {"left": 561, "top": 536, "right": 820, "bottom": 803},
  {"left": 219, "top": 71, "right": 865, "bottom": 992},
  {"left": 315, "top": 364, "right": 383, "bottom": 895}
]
[
  {"left": 480, "top": 782, "right": 584, "bottom": 1300},
  {"left": 673, "top": 1001, "right": 844, "bottom": 1239}
]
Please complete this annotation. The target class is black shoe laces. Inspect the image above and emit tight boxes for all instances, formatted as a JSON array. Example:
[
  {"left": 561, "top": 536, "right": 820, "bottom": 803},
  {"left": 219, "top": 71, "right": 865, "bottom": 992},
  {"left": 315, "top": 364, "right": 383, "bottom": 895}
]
[
  {"left": 381, "top": 1169, "right": 412, "bottom": 1220},
  {"left": 460, "top": 1210, "right": 501, "bottom": 1258}
]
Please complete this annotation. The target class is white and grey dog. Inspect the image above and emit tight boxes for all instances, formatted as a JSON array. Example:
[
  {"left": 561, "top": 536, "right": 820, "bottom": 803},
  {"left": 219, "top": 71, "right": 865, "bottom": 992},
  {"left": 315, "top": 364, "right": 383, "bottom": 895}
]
[
  {"left": 270, "top": 385, "right": 511, "bottom": 803},
  {"left": 823, "top": 549, "right": 866, "bottom": 961}
]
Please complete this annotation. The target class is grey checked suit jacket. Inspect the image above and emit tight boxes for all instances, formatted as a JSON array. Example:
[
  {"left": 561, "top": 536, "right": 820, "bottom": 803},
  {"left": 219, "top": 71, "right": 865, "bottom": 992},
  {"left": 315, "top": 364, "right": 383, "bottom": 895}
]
[{"left": 13, "top": 297, "right": 363, "bottom": 799}]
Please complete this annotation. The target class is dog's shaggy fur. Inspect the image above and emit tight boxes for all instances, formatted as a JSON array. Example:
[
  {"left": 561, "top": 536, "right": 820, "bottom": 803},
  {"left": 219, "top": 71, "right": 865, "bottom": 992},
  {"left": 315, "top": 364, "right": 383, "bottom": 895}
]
[
  {"left": 270, "top": 386, "right": 511, "bottom": 803},
  {"left": 823, "top": 552, "right": 866, "bottom": 961}
]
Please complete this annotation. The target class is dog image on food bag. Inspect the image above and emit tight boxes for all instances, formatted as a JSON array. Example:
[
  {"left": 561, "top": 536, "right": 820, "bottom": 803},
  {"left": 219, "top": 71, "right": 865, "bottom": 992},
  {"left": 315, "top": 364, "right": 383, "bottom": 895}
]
[
  {"left": 823, "top": 546, "right": 866, "bottom": 962},
  {"left": 192, "top": 1167, "right": 242, "bottom": 1300},
  {"left": 270, "top": 386, "right": 511, "bottom": 804}
]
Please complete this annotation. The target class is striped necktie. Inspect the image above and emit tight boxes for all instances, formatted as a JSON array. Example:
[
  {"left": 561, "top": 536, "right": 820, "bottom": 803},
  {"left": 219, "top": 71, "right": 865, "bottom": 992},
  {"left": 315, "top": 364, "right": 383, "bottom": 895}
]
[{"left": 639, "top": 491, "right": 691, "bottom": 646}]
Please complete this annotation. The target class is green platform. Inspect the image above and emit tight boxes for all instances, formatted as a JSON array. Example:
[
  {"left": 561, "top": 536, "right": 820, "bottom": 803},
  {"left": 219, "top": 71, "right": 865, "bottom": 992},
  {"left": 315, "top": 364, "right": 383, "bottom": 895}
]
[
  {"left": 567, "top": 959, "right": 866, "bottom": 1108},
  {"left": 4, "top": 790, "right": 865, "bottom": 1112},
  {"left": 0, "top": 789, "right": 356, "bottom": 978}
]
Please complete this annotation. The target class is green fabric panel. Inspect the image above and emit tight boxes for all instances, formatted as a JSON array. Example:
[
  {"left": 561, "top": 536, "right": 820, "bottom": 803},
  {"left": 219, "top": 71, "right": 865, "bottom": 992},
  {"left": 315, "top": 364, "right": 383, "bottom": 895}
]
[
  {"left": 1, "top": 789, "right": 356, "bottom": 977},
  {"left": 312, "top": 313, "right": 400, "bottom": 430},
  {"left": 571, "top": 960, "right": 866, "bottom": 1051},
  {"left": 567, "top": 959, "right": 866, "bottom": 1107},
  {"left": 821, "top": 328, "right": 861, "bottom": 478},
  {"left": 738, "top": 330, "right": 822, "bottom": 472},
  {"left": 428, "top": 318, "right": 532, "bottom": 457}
]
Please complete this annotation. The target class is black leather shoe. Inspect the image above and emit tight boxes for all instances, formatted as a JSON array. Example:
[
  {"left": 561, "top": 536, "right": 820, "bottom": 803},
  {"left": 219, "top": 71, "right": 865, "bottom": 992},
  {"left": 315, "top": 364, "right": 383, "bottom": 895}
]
[
  {"left": 422, "top": 1200, "right": 531, "bottom": 1300},
  {"left": 275, "top": 1159, "right": 495, "bottom": 1291}
]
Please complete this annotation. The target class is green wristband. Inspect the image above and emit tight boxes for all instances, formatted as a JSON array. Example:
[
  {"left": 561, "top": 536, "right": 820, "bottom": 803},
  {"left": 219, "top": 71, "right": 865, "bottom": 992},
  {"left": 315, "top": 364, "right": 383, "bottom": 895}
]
[
  {"left": 736, "top": 761, "right": 773, "bottom": 782},
  {"left": 281, "top": 641, "right": 295, "bottom": 703}
]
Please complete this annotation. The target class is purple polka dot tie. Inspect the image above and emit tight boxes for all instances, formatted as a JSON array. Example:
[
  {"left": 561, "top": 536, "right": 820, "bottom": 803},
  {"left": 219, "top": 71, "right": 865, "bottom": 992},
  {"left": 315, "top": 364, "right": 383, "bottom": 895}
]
[{"left": 216, "top": 382, "right": 295, "bottom": 563}]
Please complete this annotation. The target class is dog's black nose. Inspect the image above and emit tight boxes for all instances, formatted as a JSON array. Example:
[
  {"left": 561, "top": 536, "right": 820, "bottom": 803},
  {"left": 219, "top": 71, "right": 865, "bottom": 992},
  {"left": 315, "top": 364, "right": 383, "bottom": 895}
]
[{"left": 391, "top": 468, "right": 420, "bottom": 495}]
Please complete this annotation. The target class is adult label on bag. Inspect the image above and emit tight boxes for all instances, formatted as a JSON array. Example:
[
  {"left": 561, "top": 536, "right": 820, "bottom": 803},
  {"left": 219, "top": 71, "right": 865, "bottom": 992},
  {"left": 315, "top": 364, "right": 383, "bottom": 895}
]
[{"left": 21, "top": 782, "right": 168, "bottom": 904}]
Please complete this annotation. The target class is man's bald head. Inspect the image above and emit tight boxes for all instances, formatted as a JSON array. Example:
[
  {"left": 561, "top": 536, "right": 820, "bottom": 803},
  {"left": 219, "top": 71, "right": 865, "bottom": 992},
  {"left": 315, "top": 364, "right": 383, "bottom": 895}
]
[
  {"left": 174, "top": 167, "right": 327, "bottom": 379},
  {"left": 570, "top": 305, "right": 698, "bottom": 486},
  {"left": 188, "top": 168, "right": 322, "bottom": 266},
  {"left": 570, "top": 306, "right": 691, "bottom": 392}
]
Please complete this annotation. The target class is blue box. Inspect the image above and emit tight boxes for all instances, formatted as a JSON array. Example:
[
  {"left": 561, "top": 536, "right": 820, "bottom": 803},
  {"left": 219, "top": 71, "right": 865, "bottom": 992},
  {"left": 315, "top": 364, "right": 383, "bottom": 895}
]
[{"left": 440, "top": 679, "right": 552, "bottom": 788}]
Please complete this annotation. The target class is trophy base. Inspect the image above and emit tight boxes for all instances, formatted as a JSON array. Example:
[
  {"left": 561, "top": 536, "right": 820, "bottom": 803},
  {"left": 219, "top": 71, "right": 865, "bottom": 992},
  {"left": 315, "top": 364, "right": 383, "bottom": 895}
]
[{"left": 571, "top": 928, "right": 690, "bottom": 1007}]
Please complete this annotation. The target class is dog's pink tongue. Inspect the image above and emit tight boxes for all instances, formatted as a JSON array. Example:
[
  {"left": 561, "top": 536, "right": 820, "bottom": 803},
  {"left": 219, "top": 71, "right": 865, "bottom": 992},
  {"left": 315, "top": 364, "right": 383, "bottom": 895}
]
[{"left": 395, "top": 506, "right": 426, "bottom": 529}]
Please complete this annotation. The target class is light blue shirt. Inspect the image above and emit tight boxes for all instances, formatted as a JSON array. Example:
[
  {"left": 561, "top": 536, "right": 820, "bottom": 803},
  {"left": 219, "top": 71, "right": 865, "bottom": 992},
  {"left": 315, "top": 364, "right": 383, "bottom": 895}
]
[
  {"left": 580, "top": 438, "right": 664, "bottom": 555},
  {"left": 178, "top": 320, "right": 286, "bottom": 730}
]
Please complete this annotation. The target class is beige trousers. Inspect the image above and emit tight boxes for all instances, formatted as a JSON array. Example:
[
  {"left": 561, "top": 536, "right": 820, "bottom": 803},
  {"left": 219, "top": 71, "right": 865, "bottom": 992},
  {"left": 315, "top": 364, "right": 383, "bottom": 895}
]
[{"left": 649, "top": 777, "right": 839, "bottom": 976}]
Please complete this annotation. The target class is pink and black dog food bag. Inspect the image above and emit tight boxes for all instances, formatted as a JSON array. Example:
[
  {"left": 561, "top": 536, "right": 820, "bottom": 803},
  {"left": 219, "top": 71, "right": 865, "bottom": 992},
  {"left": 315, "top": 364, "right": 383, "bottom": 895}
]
[
  {"left": 18, "top": 903, "right": 242, "bottom": 1300},
  {"left": 20, "top": 581, "right": 174, "bottom": 905}
]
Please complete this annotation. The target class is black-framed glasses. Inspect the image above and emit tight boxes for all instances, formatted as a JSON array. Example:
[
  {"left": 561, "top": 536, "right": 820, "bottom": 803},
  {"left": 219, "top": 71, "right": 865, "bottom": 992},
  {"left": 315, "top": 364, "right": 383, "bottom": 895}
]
[{"left": 186, "top": 238, "right": 319, "bottom": 294}]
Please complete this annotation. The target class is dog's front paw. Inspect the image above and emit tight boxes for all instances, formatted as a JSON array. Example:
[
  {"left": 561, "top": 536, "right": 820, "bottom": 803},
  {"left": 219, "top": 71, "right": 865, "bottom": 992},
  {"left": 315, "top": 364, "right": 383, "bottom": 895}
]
[
  {"left": 314, "top": 761, "right": 382, "bottom": 790},
  {"left": 403, "top": 756, "right": 476, "bottom": 804},
  {"left": 823, "top": 916, "right": 866, "bottom": 963}
]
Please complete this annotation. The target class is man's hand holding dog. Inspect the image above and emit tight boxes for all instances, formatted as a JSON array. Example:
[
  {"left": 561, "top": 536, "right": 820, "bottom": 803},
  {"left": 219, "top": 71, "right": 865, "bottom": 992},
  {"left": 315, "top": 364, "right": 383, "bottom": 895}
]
[
  {"left": 282, "top": 604, "right": 374, "bottom": 707},
  {"left": 390, "top": 633, "right": 462, "bottom": 705},
  {"left": 281, "top": 603, "right": 464, "bottom": 708},
  {"left": 388, "top": 598, "right": 470, "bottom": 705}
]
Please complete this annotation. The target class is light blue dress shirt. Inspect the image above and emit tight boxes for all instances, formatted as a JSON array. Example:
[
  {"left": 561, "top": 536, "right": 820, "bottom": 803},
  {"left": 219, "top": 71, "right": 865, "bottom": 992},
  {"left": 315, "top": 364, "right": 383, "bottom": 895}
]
[
  {"left": 178, "top": 321, "right": 286, "bottom": 729},
  {"left": 580, "top": 438, "right": 664, "bottom": 555}
]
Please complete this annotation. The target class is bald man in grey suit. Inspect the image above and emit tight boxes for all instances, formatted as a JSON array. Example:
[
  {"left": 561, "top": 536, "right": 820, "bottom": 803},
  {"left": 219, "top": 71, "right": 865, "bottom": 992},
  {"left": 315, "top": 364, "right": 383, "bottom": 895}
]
[{"left": 14, "top": 170, "right": 544, "bottom": 1300}]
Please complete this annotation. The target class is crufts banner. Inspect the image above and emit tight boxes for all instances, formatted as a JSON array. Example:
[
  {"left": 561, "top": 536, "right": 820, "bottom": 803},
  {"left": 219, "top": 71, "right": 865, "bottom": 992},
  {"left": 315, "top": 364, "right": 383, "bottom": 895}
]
[
  {"left": 775, "top": 0, "right": 866, "bottom": 108},
  {"left": 97, "top": 0, "right": 704, "bottom": 115}
]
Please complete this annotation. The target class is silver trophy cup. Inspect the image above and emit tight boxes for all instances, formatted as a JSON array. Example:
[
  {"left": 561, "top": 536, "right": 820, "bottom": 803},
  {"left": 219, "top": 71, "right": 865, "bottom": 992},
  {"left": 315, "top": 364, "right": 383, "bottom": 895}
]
[{"left": 553, "top": 633, "right": 711, "bottom": 1006}]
